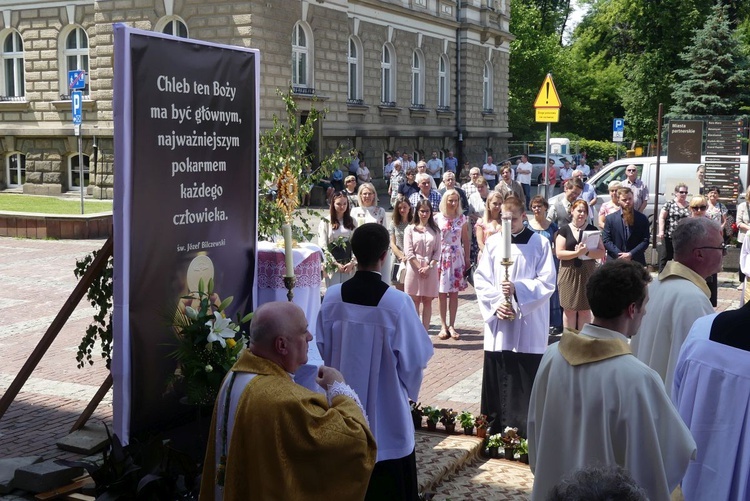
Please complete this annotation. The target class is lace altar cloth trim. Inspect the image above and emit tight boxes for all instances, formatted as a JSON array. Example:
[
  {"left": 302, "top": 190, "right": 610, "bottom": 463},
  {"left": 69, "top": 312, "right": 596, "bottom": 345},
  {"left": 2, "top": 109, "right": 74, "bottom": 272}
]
[{"left": 257, "top": 251, "right": 321, "bottom": 289}]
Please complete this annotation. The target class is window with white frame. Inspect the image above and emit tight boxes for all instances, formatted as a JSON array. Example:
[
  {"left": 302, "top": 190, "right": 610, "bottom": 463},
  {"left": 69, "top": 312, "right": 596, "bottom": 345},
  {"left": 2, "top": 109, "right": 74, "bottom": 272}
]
[
  {"left": 381, "top": 43, "right": 395, "bottom": 104},
  {"left": 347, "top": 36, "right": 363, "bottom": 102},
  {"left": 483, "top": 61, "right": 494, "bottom": 111},
  {"left": 64, "top": 27, "right": 89, "bottom": 95},
  {"left": 438, "top": 54, "right": 450, "bottom": 109},
  {"left": 411, "top": 50, "right": 424, "bottom": 107},
  {"left": 6, "top": 153, "right": 25, "bottom": 187},
  {"left": 161, "top": 18, "right": 188, "bottom": 38},
  {"left": 292, "top": 22, "right": 312, "bottom": 90},
  {"left": 1, "top": 31, "right": 25, "bottom": 99},
  {"left": 68, "top": 154, "right": 90, "bottom": 191}
]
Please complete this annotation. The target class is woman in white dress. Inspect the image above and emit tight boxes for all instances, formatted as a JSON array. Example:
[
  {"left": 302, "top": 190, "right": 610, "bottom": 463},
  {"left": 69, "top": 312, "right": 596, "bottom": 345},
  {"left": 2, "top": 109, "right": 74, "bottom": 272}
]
[
  {"left": 319, "top": 192, "right": 357, "bottom": 289},
  {"left": 351, "top": 183, "right": 389, "bottom": 282}
]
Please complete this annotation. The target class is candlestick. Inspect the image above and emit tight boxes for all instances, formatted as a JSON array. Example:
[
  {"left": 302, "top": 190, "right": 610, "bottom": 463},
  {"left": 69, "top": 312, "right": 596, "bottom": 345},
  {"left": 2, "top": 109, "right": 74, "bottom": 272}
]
[
  {"left": 497, "top": 258, "right": 516, "bottom": 321},
  {"left": 282, "top": 223, "right": 294, "bottom": 278},
  {"left": 501, "top": 212, "right": 512, "bottom": 261}
]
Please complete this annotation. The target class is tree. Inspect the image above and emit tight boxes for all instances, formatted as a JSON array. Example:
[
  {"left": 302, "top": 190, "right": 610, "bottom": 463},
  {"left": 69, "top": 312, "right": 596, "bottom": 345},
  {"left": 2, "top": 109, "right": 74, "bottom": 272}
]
[{"left": 669, "top": 1, "right": 750, "bottom": 116}]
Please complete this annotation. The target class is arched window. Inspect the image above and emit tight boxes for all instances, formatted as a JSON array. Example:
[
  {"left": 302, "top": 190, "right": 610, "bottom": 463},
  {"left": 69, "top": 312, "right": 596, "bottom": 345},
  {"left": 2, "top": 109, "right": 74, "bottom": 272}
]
[
  {"left": 69, "top": 154, "right": 90, "bottom": 191},
  {"left": 347, "top": 36, "right": 363, "bottom": 102},
  {"left": 292, "top": 22, "right": 313, "bottom": 90},
  {"left": 161, "top": 18, "right": 188, "bottom": 38},
  {"left": 5, "top": 153, "right": 25, "bottom": 188},
  {"left": 411, "top": 50, "right": 424, "bottom": 107},
  {"left": 63, "top": 27, "right": 89, "bottom": 95},
  {"left": 381, "top": 43, "right": 395, "bottom": 105},
  {"left": 1, "top": 31, "right": 25, "bottom": 98},
  {"left": 483, "top": 61, "right": 494, "bottom": 112},
  {"left": 438, "top": 54, "right": 450, "bottom": 109}
]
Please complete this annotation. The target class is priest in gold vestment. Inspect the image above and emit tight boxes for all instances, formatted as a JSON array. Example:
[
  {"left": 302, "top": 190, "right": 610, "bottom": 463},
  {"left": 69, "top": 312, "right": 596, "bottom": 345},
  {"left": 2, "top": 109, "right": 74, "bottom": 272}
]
[{"left": 200, "top": 302, "right": 376, "bottom": 501}]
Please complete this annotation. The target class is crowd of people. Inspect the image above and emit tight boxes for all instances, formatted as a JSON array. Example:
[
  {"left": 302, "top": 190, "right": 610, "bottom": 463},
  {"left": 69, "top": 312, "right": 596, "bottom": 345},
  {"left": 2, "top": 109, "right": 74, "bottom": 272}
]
[{"left": 201, "top": 154, "right": 750, "bottom": 501}]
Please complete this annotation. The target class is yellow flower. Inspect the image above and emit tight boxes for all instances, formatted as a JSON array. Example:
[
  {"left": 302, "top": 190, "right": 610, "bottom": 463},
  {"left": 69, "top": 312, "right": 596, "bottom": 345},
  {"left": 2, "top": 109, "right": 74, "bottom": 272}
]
[{"left": 226, "top": 338, "right": 236, "bottom": 349}]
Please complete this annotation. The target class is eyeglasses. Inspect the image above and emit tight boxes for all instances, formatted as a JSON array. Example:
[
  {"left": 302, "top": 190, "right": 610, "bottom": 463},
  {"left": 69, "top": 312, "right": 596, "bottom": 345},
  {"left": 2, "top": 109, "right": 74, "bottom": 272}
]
[
  {"left": 694, "top": 244, "right": 728, "bottom": 256},
  {"left": 626, "top": 169, "right": 636, "bottom": 172},
  {"left": 677, "top": 191, "right": 688, "bottom": 194},
  {"left": 690, "top": 205, "right": 707, "bottom": 211}
]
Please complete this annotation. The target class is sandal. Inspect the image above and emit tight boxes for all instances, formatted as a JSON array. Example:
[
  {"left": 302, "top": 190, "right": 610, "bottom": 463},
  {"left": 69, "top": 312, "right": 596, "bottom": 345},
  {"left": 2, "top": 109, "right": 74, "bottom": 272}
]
[
  {"left": 449, "top": 327, "right": 460, "bottom": 340},
  {"left": 438, "top": 329, "right": 450, "bottom": 340}
]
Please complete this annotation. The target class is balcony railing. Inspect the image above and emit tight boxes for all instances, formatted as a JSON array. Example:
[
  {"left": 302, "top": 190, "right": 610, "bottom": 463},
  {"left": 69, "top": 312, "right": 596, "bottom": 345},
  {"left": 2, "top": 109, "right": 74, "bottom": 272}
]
[
  {"left": 0, "top": 95, "right": 25, "bottom": 102},
  {"left": 380, "top": 101, "right": 397, "bottom": 107},
  {"left": 292, "top": 86, "right": 314, "bottom": 95},
  {"left": 347, "top": 98, "right": 365, "bottom": 106}
]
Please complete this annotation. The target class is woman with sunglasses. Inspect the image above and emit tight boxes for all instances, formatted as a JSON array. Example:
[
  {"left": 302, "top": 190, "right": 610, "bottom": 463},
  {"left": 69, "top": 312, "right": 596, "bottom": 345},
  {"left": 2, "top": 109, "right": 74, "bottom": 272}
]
[
  {"left": 705, "top": 186, "right": 728, "bottom": 238},
  {"left": 343, "top": 176, "right": 359, "bottom": 208},
  {"left": 657, "top": 183, "right": 691, "bottom": 272},
  {"left": 404, "top": 200, "right": 441, "bottom": 332}
]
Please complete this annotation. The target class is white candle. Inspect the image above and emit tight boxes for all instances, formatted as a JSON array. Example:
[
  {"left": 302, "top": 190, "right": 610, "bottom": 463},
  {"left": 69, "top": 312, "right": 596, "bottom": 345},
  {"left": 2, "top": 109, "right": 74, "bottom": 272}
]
[
  {"left": 502, "top": 217, "right": 512, "bottom": 261},
  {"left": 282, "top": 223, "right": 294, "bottom": 277}
]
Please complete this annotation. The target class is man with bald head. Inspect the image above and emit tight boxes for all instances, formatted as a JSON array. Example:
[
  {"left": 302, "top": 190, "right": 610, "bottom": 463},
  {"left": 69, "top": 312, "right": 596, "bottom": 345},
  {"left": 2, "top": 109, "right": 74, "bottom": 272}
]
[{"left": 200, "top": 301, "right": 376, "bottom": 501}]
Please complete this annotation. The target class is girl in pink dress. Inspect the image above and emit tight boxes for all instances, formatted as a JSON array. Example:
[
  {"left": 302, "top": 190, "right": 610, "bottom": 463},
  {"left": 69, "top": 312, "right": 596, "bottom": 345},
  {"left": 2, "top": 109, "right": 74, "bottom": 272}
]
[
  {"left": 404, "top": 199, "right": 441, "bottom": 332},
  {"left": 435, "top": 189, "right": 470, "bottom": 340}
]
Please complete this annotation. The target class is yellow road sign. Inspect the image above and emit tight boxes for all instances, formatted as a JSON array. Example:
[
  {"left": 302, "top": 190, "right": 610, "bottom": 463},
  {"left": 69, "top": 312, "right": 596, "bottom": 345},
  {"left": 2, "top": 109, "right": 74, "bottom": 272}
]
[
  {"left": 533, "top": 74, "right": 561, "bottom": 109},
  {"left": 535, "top": 108, "right": 560, "bottom": 123}
]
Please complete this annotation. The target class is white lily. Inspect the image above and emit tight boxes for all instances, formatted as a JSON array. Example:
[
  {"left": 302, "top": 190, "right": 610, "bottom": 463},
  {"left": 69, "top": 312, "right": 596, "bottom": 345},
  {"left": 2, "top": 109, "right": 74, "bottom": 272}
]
[{"left": 206, "top": 311, "right": 234, "bottom": 348}]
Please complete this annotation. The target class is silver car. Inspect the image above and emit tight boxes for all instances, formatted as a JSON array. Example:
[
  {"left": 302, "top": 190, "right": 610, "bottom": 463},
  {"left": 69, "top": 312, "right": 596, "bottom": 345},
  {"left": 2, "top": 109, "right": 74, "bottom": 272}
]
[{"left": 499, "top": 154, "right": 571, "bottom": 186}]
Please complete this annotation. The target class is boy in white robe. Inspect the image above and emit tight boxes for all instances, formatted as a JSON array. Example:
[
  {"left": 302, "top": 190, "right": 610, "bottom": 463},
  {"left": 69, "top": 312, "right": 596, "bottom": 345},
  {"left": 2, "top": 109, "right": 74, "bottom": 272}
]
[
  {"left": 528, "top": 261, "right": 696, "bottom": 501},
  {"left": 474, "top": 196, "right": 556, "bottom": 435},
  {"left": 673, "top": 303, "right": 750, "bottom": 501},
  {"left": 317, "top": 223, "right": 434, "bottom": 500}
]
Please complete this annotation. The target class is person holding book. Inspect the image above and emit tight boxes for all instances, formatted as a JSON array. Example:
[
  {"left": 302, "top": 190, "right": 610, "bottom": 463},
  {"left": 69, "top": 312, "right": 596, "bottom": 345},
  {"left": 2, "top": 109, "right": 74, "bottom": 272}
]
[{"left": 555, "top": 200, "right": 606, "bottom": 330}]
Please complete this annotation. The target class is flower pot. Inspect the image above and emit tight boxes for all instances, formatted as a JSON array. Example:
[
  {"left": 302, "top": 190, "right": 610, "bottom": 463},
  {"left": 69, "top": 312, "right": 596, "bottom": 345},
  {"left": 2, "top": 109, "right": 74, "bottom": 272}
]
[
  {"left": 412, "top": 415, "right": 422, "bottom": 430},
  {"left": 488, "top": 446, "right": 499, "bottom": 459},
  {"left": 463, "top": 426, "right": 474, "bottom": 436},
  {"left": 519, "top": 453, "right": 529, "bottom": 464},
  {"left": 426, "top": 421, "right": 437, "bottom": 432},
  {"left": 476, "top": 428, "right": 487, "bottom": 439},
  {"left": 444, "top": 423, "right": 456, "bottom": 434},
  {"left": 504, "top": 447, "right": 516, "bottom": 461}
]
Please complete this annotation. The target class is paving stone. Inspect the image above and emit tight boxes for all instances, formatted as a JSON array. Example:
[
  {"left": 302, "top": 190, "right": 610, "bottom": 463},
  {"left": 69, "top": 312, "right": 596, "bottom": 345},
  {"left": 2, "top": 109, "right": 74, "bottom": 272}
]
[
  {"left": 56, "top": 424, "right": 109, "bottom": 455},
  {"left": 0, "top": 456, "right": 42, "bottom": 494},
  {"left": 13, "top": 460, "right": 83, "bottom": 494}
]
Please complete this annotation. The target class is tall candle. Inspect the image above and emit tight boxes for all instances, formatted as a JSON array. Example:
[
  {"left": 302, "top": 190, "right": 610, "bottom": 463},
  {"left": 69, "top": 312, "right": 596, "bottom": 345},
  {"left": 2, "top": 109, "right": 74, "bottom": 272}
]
[
  {"left": 501, "top": 217, "right": 512, "bottom": 261},
  {"left": 282, "top": 223, "right": 294, "bottom": 277}
]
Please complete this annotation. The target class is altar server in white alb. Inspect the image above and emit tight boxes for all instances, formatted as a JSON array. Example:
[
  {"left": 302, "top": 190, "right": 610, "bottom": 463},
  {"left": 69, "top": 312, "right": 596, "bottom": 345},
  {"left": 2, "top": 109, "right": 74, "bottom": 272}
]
[
  {"left": 317, "top": 223, "right": 434, "bottom": 500},
  {"left": 673, "top": 301, "right": 750, "bottom": 500},
  {"left": 528, "top": 261, "right": 696, "bottom": 501},
  {"left": 473, "top": 196, "right": 555, "bottom": 435},
  {"left": 630, "top": 217, "right": 722, "bottom": 390}
]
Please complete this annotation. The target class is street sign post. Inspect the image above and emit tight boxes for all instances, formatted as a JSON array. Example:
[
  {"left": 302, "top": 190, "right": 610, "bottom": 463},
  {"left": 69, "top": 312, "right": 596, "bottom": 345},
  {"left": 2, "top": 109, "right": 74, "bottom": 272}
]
[
  {"left": 72, "top": 91, "right": 82, "bottom": 126},
  {"left": 68, "top": 70, "right": 86, "bottom": 90},
  {"left": 613, "top": 118, "right": 624, "bottom": 142},
  {"left": 69, "top": 72, "right": 85, "bottom": 214},
  {"left": 533, "top": 73, "right": 562, "bottom": 200}
]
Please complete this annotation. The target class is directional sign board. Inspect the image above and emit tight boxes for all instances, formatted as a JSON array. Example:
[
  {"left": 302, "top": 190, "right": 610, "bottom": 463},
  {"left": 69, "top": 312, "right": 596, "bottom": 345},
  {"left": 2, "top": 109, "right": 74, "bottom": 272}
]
[
  {"left": 68, "top": 70, "right": 86, "bottom": 90},
  {"left": 613, "top": 118, "right": 624, "bottom": 142},
  {"left": 72, "top": 90, "right": 82, "bottom": 126}
]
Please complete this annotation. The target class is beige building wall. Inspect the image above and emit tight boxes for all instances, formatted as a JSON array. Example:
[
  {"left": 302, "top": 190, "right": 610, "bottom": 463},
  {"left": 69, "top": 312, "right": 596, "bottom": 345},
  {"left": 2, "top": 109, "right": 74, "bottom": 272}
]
[{"left": 0, "top": 0, "right": 512, "bottom": 197}]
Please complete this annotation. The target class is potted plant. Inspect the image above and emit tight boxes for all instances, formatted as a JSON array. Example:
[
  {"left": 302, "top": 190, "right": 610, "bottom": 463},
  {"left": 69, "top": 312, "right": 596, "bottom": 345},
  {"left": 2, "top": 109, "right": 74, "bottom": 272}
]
[
  {"left": 458, "top": 411, "right": 474, "bottom": 435},
  {"left": 517, "top": 438, "right": 529, "bottom": 464},
  {"left": 486, "top": 434, "right": 503, "bottom": 459},
  {"left": 410, "top": 400, "right": 423, "bottom": 430},
  {"left": 423, "top": 406, "right": 440, "bottom": 432},
  {"left": 439, "top": 408, "right": 458, "bottom": 434},
  {"left": 501, "top": 426, "right": 520, "bottom": 461},
  {"left": 474, "top": 414, "right": 489, "bottom": 439}
]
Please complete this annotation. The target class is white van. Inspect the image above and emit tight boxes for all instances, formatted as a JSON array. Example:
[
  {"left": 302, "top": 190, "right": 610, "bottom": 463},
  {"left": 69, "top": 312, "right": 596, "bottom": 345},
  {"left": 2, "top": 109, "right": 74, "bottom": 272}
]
[{"left": 549, "top": 155, "right": 749, "bottom": 223}]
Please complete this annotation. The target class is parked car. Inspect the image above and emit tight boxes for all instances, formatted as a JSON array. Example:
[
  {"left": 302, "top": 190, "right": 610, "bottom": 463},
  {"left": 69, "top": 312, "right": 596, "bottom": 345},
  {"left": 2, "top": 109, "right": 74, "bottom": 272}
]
[{"left": 499, "top": 154, "right": 570, "bottom": 186}]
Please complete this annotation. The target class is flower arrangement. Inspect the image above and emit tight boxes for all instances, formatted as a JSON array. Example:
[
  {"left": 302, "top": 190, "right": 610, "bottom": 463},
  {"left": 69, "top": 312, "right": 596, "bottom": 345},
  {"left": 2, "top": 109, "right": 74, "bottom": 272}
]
[
  {"left": 458, "top": 411, "right": 474, "bottom": 429},
  {"left": 422, "top": 406, "right": 441, "bottom": 425},
  {"left": 487, "top": 434, "right": 503, "bottom": 449},
  {"left": 322, "top": 235, "right": 352, "bottom": 276},
  {"left": 501, "top": 426, "right": 521, "bottom": 448},
  {"left": 517, "top": 438, "right": 529, "bottom": 456},
  {"left": 170, "top": 278, "right": 252, "bottom": 405},
  {"left": 474, "top": 414, "right": 489, "bottom": 430},
  {"left": 439, "top": 408, "right": 458, "bottom": 426}
]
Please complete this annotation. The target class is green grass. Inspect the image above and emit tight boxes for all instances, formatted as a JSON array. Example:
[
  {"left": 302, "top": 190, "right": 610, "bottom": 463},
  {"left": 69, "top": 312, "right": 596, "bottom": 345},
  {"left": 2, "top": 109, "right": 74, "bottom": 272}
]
[{"left": 0, "top": 193, "right": 113, "bottom": 215}]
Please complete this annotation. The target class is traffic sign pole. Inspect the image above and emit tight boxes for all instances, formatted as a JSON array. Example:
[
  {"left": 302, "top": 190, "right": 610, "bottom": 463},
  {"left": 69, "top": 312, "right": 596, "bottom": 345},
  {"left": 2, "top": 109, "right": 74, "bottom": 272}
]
[
  {"left": 533, "top": 74, "right": 562, "bottom": 201},
  {"left": 70, "top": 73, "right": 85, "bottom": 214}
]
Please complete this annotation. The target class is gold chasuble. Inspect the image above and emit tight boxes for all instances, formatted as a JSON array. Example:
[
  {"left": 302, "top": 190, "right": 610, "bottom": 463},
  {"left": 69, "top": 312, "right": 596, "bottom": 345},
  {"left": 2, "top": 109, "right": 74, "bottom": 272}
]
[{"left": 199, "top": 351, "right": 376, "bottom": 500}]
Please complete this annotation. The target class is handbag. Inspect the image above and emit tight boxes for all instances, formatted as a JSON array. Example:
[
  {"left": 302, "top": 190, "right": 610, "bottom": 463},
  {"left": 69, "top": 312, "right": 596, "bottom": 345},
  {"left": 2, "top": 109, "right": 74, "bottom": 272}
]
[{"left": 396, "top": 262, "right": 407, "bottom": 284}]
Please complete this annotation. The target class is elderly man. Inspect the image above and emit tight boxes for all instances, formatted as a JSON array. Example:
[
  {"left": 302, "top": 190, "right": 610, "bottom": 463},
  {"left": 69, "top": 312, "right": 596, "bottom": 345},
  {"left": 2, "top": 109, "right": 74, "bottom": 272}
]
[
  {"left": 482, "top": 155, "right": 499, "bottom": 190},
  {"left": 409, "top": 172, "right": 441, "bottom": 212},
  {"left": 495, "top": 163, "right": 526, "bottom": 206},
  {"left": 426, "top": 150, "right": 443, "bottom": 183},
  {"left": 440, "top": 171, "right": 469, "bottom": 216},
  {"left": 559, "top": 160, "right": 574, "bottom": 184},
  {"left": 318, "top": 224, "right": 433, "bottom": 500},
  {"left": 462, "top": 167, "right": 482, "bottom": 198},
  {"left": 630, "top": 217, "right": 722, "bottom": 390},
  {"left": 200, "top": 302, "right": 376, "bottom": 501},
  {"left": 673, "top": 301, "right": 750, "bottom": 500},
  {"left": 621, "top": 164, "right": 649, "bottom": 212},
  {"left": 547, "top": 178, "right": 583, "bottom": 228},
  {"left": 416, "top": 160, "right": 437, "bottom": 190},
  {"left": 602, "top": 187, "right": 650, "bottom": 265},
  {"left": 528, "top": 261, "right": 696, "bottom": 501}
]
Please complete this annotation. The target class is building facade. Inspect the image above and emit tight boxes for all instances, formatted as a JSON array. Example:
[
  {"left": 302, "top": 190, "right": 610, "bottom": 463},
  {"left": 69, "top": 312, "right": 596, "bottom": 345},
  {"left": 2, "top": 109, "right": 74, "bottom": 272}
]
[{"left": 0, "top": 0, "right": 512, "bottom": 198}]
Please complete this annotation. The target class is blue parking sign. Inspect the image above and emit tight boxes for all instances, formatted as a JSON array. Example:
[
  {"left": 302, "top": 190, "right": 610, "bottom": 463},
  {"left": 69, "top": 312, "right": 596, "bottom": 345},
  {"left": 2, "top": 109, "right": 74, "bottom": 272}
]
[
  {"left": 613, "top": 118, "right": 624, "bottom": 142},
  {"left": 72, "top": 91, "right": 82, "bottom": 125},
  {"left": 68, "top": 70, "right": 86, "bottom": 90}
]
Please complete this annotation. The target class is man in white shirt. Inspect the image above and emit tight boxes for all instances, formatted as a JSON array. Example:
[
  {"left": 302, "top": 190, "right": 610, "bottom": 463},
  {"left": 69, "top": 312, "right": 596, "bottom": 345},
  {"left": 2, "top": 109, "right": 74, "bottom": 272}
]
[
  {"left": 577, "top": 157, "right": 590, "bottom": 179},
  {"left": 528, "top": 260, "right": 696, "bottom": 501},
  {"left": 482, "top": 156, "right": 498, "bottom": 190},
  {"left": 559, "top": 161, "right": 573, "bottom": 184},
  {"left": 630, "top": 217, "right": 722, "bottom": 390},
  {"left": 426, "top": 150, "right": 443, "bottom": 184},
  {"left": 317, "top": 224, "right": 434, "bottom": 500},
  {"left": 515, "top": 154, "right": 533, "bottom": 209}
]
